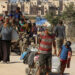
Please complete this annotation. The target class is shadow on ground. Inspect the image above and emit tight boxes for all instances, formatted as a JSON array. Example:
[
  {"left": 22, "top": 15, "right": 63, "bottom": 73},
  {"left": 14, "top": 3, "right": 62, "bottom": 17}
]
[
  {"left": 50, "top": 73, "right": 70, "bottom": 75},
  {"left": 9, "top": 61, "right": 23, "bottom": 64},
  {"left": 39, "top": 73, "right": 70, "bottom": 75},
  {"left": 7, "top": 61, "right": 23, "bottom": 64},
  {"left": 11, "top": 49, "right": 21, "bottom": 56}
]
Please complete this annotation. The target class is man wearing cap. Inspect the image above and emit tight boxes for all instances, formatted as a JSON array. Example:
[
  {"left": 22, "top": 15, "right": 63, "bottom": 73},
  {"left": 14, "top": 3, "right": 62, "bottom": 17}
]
[{"left": 37, "top": 26, "right": 56, "bottom": 75}]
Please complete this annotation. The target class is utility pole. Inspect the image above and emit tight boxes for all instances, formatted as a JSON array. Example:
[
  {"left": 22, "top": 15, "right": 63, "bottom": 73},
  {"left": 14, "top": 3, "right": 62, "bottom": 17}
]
[{"left": 7, "top": 0, "right": 10, "bottom": 13}]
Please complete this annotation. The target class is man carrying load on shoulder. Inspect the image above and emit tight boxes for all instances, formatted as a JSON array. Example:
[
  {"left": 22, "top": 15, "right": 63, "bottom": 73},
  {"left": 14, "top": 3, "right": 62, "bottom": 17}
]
[{"left": 36, "top": 25, "right": 56, "bottom": 75}]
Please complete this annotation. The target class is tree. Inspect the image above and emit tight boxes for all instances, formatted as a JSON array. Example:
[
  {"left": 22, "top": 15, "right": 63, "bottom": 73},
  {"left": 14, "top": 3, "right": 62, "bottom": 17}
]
[
  {"left": 61, "top": 3, "right": 75, "bottom": 25},
  {"left": 45, "top": 12, "right": 60, "bottom": 26},
  {"left": 61, "top": 3, "right": 75, "bottom": 41},
  {"left": 45, "top": 3, "right": 75, "bottom": 26}
]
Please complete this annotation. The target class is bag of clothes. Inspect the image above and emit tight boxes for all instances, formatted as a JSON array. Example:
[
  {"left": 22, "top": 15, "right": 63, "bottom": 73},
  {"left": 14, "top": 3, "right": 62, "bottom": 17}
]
[{"left": 52, "top": 56, "right": 60, "bottom": 73}]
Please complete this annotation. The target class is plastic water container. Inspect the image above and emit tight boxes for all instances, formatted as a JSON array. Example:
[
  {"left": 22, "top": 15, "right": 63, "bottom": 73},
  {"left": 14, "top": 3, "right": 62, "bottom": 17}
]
[{"left": 52, "top": 56, "right": 60, "bottom": 73}]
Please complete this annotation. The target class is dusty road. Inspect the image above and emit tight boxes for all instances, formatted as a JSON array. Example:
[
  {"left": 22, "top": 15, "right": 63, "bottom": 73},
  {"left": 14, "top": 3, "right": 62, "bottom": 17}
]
[
  {"left": 0, "top": 56, "right": 26, "bottom": 75},
  {"left": 0, "top": 54, "right": 75, "bottom": 75}
]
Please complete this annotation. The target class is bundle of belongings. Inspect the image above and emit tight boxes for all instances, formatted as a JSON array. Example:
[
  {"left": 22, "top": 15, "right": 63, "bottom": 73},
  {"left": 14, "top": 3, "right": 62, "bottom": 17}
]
[
  {"left": 20, "top": 45, "right": 39, "bottom": 65},
  {"left": 28, "top": 52, "right": 37, "bottom": 68},
  {"left": 20, "top": 49, "right": 31, "bottom": 64}
]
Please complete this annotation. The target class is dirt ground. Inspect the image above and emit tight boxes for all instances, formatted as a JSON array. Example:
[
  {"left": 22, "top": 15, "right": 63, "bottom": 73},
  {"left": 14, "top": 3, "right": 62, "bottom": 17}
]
[{"left": 0, "top": 54, "right": 75, "bottom": 75}]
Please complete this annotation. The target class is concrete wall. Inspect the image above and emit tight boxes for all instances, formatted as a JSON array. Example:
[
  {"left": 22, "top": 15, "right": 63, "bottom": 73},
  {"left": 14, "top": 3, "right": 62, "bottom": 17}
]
[{"left": 24, "top": 2, "right": 30, "bottom": 15}]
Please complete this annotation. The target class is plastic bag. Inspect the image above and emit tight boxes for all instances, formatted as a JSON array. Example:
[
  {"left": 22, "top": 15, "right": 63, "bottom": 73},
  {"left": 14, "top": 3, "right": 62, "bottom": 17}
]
[{"left": 52, "top": 56, "right": 60, "bottom": 73}]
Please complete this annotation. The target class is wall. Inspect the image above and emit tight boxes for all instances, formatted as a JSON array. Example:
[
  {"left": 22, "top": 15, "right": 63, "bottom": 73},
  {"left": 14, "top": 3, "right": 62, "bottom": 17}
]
[{"left": 0, "top": 1, "right": 8, "bottom": 14}]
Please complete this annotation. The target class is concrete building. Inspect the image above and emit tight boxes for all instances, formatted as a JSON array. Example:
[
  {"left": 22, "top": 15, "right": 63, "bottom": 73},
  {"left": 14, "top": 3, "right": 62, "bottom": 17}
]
[
  {"left": 41, "top": 2, "right": 49, "bottom": 15},
  {"left": 30, "top": 0, "right": 38, "bottom": 6},
  {"left": 24, "top": 2, "right": 30, "bottom": 15},
  {"left": 48, "top": 0, "right": 75, "bottom": 12},
  {"left": 0, "top": 0, "right": 8, "bottom": 14},
  {"left": 48, "top": 0, "right": 59, "bottom": 7},
  {"left": 24, "top": 0, "right": 58, "bottom": 16},
  {"left": 1, "top": 0, "right": 75, "bottom": 15},
  {"left": 23, "top": 0, "right": 45, "bottom": 16}
]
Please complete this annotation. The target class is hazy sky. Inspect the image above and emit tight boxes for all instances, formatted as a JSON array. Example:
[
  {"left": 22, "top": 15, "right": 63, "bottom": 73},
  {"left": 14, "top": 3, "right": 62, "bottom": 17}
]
[
  {"left": 10, "top": 0, "right": 17, "bottom": 2},
  {"left": 10, "top": 0, "right": 26, "bottom": 2},
  {"left": 10, "top": 0, "right": 23, "bottom": 2},
  {"left": 10, "top": 0, "right": 48, "bottom": 2}
]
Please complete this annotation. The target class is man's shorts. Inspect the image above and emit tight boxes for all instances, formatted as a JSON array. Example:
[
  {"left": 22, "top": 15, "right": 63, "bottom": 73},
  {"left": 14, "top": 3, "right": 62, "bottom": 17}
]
[
  {"left": 39, "top": 53, "right": 52, "bottom": 68},
  {"left": 60, "top": 59, "right": 67, "bottom": 65}
]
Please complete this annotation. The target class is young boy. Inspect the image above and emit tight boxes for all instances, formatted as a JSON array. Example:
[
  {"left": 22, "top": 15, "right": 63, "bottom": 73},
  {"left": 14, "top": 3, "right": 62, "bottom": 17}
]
[{"left": 59, "top": 41, "right": 72, "bottom": 75}]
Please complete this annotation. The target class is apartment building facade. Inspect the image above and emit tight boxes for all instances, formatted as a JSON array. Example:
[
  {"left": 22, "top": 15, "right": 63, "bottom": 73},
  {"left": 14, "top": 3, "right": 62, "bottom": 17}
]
[
  {"left": 23, "top": 0, "right": 58, "bottom": 16},
  {"left": 63, "top": 0, "right": 75, "bottom": 10},
  {"left": 48, "top": 0, "right": 75, "bottom": 11},
  {"left": 0, "top": 0, "right": 75, "bottom": 15},
  {"left": 0, "top": 0, "right": 8, "bottom": 14},
  {"left": 24, "top": 2, "right": 30, "bottom": 15}
]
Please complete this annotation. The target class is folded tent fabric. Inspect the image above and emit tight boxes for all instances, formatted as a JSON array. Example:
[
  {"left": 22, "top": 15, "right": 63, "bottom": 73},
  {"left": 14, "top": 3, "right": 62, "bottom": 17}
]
[{"left": 36, "top": 18, "right": 47, "bottom": 26}]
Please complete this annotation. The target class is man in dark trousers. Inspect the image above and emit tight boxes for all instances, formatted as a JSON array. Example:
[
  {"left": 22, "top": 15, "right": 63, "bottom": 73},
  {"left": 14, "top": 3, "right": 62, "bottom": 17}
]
[
  {"left": 1, "top": 18, "right": 13, "bottom": 63},
  {"left": 0, "top": 20, "right": 3, "bottom": 61}
]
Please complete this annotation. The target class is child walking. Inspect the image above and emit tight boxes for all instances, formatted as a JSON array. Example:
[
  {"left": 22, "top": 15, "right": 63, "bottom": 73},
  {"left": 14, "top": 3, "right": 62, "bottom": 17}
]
[{"left": 58, "top": 41, "right": 72, "bottom": 75}]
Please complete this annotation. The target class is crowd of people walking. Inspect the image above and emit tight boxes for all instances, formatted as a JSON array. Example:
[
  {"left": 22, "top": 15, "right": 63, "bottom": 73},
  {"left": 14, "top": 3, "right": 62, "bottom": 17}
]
[
  {"left": 0, "top": 7, "right": 37, "bottom": 63},
  {"left": 0, "top": 7, "right": 72, "bottom": 75}
]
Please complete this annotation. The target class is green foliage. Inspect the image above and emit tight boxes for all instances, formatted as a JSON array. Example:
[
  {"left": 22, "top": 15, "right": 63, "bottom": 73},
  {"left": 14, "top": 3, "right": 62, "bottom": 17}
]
[
  {"left": 61, "top": 3, "right": 75, "bottom": 24},
  {"left": 0, "top": 14, "right": 3, "bottom": 16},
  {"left": 51, "top": 16, "right": 61, "bottom": 26},
  {"left": 45, "top": 3, "right": 75, "bottom": 26},
  {"left": 45, "top": 13, "right": 60, "bottom": 26}
]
